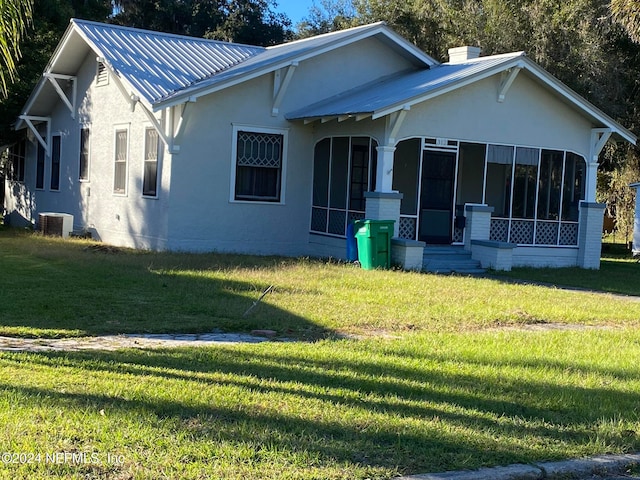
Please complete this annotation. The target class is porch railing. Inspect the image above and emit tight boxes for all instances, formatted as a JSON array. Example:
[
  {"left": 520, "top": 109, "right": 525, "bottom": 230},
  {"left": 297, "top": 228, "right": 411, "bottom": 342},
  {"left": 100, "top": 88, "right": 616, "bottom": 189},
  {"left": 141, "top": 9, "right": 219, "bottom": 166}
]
[{"left": 490, "top": 218, "right": 579, "bottom": 246}]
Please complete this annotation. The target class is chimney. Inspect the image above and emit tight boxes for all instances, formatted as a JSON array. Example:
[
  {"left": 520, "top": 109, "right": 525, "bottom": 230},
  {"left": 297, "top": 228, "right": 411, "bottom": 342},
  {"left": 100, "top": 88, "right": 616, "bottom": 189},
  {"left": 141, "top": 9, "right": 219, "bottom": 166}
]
[{"left": 448, "top": 46, "right": 482, "bottom": 64}]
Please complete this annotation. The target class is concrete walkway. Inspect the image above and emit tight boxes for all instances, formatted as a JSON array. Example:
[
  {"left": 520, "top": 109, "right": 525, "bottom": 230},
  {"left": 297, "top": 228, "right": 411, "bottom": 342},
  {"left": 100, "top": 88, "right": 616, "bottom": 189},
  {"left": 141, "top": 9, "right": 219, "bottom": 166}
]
[
  {"left": 396, "top": 453, "right": 640, "bottom": 480},
  {"left": 0, "top": 331, "right": 275, "bottom": 352}
]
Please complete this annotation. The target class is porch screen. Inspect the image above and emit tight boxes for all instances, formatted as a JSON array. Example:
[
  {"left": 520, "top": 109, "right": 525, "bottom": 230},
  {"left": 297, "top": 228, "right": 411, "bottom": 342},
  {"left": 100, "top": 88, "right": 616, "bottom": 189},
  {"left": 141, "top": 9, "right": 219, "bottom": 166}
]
[
  {"left": 485, "top": 145, "right": 513, "bottom": 218},
  {"left": 311, "top": 136, "right": 377, "bottom": 237}
]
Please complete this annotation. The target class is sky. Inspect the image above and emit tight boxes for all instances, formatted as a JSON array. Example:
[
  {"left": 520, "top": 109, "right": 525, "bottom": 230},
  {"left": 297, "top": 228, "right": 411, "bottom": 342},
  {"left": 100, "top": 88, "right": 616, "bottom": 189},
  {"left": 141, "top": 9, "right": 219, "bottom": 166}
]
[{"left": 273, "top": 0, "right": 317, "bottom": 26}]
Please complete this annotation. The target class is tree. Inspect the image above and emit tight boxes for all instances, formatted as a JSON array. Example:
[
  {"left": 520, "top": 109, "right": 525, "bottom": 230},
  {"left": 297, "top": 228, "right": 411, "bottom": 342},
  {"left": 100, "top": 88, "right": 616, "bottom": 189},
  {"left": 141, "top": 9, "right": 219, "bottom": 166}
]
[
  {"left": 0, "top": 0, "right": 34, "bottom": 97},
  {"left": 110, "top": 0, "right": 293, "bottom": 46},
  {"left": 611, "top": 0, "right": 640, "bottom": 42}
]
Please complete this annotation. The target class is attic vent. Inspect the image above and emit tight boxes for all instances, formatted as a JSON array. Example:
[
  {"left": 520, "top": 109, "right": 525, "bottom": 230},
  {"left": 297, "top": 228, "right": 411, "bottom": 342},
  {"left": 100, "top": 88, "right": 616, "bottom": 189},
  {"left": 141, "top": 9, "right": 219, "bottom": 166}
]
[
  {"left": 39, "top": 213, "right": 74, "bottom": 238},
  {"left": 96, "top": 61, "right": 109, "bottom": 86}
]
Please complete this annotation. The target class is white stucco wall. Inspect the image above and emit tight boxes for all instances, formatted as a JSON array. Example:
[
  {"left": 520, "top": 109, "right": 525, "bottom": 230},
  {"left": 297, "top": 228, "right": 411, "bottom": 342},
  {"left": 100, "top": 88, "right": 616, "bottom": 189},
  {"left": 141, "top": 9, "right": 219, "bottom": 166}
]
[
  {"left": 632, "top": 184, "right": 640, "bottom": 254},
  {"left": 395, "top": 72, "right": 594, "bottom": 158},
  {"left": 165, "top": 36, "right": 415, "bottom": 256},
  {"left": 6, "top": 52, "right": 171, "bottom": 249}
]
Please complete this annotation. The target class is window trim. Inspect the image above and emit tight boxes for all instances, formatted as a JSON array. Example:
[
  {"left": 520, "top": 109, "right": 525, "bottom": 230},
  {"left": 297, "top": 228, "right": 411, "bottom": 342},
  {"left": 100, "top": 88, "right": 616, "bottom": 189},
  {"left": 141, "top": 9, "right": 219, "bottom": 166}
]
[
  {"left": 113, "top": 124, "right": 130, "bottom": 196},
  {"left": 229, "top": 124, "right": 288, "bottom": 205},
  {"left": 142, "top": 125, "right": 160, "bottom": 199}
]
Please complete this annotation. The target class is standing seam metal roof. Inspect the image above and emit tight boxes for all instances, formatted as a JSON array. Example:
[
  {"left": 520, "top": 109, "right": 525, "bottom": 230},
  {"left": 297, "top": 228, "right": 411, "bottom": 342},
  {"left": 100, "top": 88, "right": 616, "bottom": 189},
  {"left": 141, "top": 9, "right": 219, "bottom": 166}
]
[
  {"left": 73, "top": 19, "right": 265, "bottom": 105},
  {"left": 285, "top": 52, "right": 526, "bottom": 119}
]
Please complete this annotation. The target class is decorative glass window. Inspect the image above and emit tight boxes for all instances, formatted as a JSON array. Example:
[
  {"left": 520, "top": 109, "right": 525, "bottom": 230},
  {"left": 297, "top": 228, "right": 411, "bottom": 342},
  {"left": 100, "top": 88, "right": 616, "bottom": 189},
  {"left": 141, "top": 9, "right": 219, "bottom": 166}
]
[
  {"left": 234, "top": 129, "right": 284, "bottom": 202},
  {"left": 113, "top": 128, "right": 128, "bottom": 194},
  {"left": 36, "top": 143, "right": 45, "bottom": 189},
  {"left": 79, "top": 128, "right": 90, "bottom": 181},
  {"left": 311, "top": 136, "right": 378, "bottom": 237},
  {"left": 143, "top": 127, "right": 159, "bottom": 197},
  {"left": 50, "top": 135, "right": 61, "bottom": 191}
]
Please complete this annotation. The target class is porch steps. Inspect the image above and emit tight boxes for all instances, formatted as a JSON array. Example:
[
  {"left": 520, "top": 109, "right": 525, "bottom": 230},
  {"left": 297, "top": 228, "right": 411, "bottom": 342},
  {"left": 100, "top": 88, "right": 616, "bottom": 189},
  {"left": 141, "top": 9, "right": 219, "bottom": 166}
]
[{"left": 422, "top": 246, "right": 486, "bottom": 275}]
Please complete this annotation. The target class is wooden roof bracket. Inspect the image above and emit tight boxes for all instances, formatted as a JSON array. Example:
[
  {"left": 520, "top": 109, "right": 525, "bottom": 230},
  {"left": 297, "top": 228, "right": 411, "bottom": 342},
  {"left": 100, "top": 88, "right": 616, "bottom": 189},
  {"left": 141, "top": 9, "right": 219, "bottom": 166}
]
[
  {"left": 19, "top": 115, "right": 50, "bottom": 155},
  {"left": 44, "top": 73, "right": 76, "bottom": 118},
  {"left": 272, "top": 62, "right": 298, "bottom": 116},
  {"left": 590, "top": 128, "right": 612, "bottom": 161},
  {"left": 384, "top": 106, "right": 410, "bottom": 146},
  {"left": 498, "top": 67, "right": 521, "bottom": 103}
]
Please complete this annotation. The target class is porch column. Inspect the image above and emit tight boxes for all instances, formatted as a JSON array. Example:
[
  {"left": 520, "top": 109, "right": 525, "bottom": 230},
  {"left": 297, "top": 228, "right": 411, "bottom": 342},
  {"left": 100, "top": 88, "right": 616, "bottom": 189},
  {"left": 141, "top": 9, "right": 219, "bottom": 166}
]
[
  {"left": 363, "top": 145, "right": 403, "bottom": 237},
  {"left": 463, "top": 204, "right": 494, "bottom": 251},
  {"left": 364, "top": 192, "right": 403, "bottom": 237},
  {"left": 585, "top": 161, "right": 599, "bottom": 202},
  {"left": 375, "top": 145, "right": 396, "bottom": 192},
  {"left": 577, "top": 201, "right": 605, "bottom": 269}
]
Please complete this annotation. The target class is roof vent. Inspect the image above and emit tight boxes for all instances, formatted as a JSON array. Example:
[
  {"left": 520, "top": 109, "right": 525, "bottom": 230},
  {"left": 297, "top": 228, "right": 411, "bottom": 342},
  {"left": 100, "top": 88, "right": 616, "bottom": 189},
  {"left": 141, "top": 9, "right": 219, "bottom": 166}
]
[{"left": 448, "top": 46, "right": 482, "bottom": 64}]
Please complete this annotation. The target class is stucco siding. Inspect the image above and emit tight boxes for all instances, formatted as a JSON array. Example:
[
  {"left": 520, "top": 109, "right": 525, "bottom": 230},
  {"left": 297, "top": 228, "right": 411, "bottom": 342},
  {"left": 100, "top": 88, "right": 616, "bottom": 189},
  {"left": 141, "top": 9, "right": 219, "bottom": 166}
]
[
  {"left": 512, "top": 246, "right": 579, "bottom": 267},
  {"left": 164, "top": 39, "right": 413, "bottom": 255},
  {"left": 396, "top": 72, "right": 593, "bottom": 157},
  {"left": 166, "top": 75, "right": 313, "bottom": 255}
]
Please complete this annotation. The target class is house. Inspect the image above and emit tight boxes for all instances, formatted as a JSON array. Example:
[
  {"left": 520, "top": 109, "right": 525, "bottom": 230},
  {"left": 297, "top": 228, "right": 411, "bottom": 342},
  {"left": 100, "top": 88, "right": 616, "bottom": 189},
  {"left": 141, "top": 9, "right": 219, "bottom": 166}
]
[
  {"left": 631, "top": 183, "right": 640, "bottom": 255},
  {"left": 4, "top": 19, "right": 637, "bottom": 270}
]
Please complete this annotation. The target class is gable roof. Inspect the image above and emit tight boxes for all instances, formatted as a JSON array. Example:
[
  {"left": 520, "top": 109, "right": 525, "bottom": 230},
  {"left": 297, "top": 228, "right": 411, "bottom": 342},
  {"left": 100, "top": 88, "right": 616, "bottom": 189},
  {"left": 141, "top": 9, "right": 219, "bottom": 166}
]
[
  {"left": 17, "top": 18, "right": 437, "bottom": 125},
  {"left": 287, "top": 51, "right": 637, "bottom": 145}
]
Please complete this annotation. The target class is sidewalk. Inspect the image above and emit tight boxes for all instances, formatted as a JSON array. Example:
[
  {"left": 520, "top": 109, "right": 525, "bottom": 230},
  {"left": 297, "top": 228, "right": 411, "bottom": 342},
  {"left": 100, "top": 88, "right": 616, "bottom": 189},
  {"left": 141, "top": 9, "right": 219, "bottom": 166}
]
[
  {"left": 0, "top": 331, "right": 276, "bottom": 352},
  {"left": 396, "top": 454, "right": 640, "bottom": 480}
]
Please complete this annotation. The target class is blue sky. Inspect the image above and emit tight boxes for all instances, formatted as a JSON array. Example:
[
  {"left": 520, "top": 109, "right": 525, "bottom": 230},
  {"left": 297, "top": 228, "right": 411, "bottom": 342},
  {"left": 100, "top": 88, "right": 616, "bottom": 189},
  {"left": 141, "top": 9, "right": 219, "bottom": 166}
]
[{"left": 273, "top": 0, "right": 316, "bottom": 26}]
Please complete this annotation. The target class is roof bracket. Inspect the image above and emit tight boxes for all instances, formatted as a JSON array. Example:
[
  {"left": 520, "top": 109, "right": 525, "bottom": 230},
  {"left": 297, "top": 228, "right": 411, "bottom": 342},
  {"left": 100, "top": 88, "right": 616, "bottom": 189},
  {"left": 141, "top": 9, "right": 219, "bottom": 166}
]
[
  {"left": 44, "top": 74, "right": 77, "bottom": 118},
  {"left": 384, "top": 106, "right": 410, "bottom": 145},
  {"left": 19, "top": 115, "right": 50, "bottom": 155},
  {"left": 272, "top": 62, "right": 298, "bottom": 116},
  {"left": 498, "top": 67, "right": 521, "bottom": 102},
  {"left": 590, "top": 128, "right": 612, "bottom": 161}
]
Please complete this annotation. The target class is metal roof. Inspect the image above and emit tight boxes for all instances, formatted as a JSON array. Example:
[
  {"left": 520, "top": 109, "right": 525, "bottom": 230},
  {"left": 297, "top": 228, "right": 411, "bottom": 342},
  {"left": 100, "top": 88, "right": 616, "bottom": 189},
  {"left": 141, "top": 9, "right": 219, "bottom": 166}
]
[
  {"left": 286, "top": 52, "right": 526, "bottom": 120},
  {"left": 73, "top": 19, "right": 265, "bottom": 105},
  {"left": 155, "top": 21, "right": 438, "bottom": 109},
  {"left": 285, "top": 51, "right": 637, "bottom": 145}
]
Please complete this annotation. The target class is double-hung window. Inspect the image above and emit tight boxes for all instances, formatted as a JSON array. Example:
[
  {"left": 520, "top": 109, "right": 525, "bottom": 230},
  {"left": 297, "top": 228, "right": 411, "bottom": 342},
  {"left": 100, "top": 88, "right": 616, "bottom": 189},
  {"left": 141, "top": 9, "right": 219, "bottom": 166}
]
[
  {"left": 143, "top": 127, "right": 159, "bottom": 197},
  {"left": 113, "top": 127, "right": 128, "bottom": 194},
  {"left": 232, "top": 127, "right": 286, "bottom": 203},
  {"left": 36, "top": 143, "right": 45, "bottom": 189},
  {"left": 50, "top": 135, "right": 61, "bottom": 191},
  {"left": 79, "top": 127, "right": 90, "bottom": 181}
]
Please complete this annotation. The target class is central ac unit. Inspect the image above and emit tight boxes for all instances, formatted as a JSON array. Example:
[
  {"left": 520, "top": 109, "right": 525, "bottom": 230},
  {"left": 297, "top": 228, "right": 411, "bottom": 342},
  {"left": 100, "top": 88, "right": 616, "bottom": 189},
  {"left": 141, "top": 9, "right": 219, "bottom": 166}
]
[{"left": 39, "top": 212, "right": 74, "bottom": 238}]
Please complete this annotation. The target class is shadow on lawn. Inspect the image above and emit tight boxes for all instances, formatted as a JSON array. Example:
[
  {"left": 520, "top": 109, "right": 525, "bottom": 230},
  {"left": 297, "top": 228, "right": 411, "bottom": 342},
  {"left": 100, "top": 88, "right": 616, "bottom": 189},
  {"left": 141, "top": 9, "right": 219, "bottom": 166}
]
[
  {"left": 0, "top": 237, "right": 334, "bottom": 339},
  {"left": 2, "top": 343, "right": 639, "bottom": 476}
]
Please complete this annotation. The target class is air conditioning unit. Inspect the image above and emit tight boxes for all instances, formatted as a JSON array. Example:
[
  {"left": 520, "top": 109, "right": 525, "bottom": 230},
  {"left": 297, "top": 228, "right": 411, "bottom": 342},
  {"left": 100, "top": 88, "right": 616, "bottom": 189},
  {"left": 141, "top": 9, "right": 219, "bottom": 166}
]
[{"left": 39, "top": 213, "right": 74, "bottom": 238}]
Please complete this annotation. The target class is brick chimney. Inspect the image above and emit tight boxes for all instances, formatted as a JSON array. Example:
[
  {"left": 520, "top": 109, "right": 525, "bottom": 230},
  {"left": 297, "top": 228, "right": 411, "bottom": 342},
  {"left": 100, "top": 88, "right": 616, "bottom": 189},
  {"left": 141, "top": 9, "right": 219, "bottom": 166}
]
[{"left": 448, "top": 46, "right": 482, "bottom": 64}]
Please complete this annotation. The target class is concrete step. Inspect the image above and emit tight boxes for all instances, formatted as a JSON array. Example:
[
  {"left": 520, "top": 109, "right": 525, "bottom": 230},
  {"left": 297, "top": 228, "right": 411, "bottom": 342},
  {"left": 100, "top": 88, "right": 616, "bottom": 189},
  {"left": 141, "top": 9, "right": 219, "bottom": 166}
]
[{"left": 422, "top": 246, "right": 486, "bottom": 274}]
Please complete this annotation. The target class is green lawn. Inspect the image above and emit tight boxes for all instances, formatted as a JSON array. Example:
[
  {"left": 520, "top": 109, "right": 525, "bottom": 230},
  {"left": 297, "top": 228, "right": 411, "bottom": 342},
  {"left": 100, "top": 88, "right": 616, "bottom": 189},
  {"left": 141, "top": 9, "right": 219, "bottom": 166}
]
[{"left": 1, "top": 229, "right": 640, "bottom": 479}]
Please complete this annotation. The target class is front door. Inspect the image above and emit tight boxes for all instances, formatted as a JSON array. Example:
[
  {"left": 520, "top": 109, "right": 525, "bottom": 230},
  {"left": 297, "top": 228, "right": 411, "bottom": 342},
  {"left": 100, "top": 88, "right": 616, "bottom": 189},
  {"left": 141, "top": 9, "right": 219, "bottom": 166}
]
[{"left": 419, "top": 151, "right": 456, "bottom": 244}]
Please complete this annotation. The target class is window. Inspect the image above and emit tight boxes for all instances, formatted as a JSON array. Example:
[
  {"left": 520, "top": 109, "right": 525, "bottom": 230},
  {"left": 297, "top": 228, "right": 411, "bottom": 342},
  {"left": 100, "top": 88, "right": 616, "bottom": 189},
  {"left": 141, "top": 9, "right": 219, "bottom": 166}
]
[
  {"left": 9, "top": 140, "right": 25, "bottom": 182},
  {"left": 113, "top": 128, "right": 128, "bottom": 194},
  {"left": 50, "top": 135, "right": 61, "bottom": 190},
  {"left": 311, "top": 136, "right": 378, "bottom": 236},
  {"left": 36, "top": 143, "right": 45, "bottom": 189},
  {"left": 143, "top": 127, "right": 159, "bottom": 197},
  {"left": 233, "top": 129, "right": 285, "bottom": 202},
  {"left": 79, "top": 128, "right": 90, "bottom": 181}
]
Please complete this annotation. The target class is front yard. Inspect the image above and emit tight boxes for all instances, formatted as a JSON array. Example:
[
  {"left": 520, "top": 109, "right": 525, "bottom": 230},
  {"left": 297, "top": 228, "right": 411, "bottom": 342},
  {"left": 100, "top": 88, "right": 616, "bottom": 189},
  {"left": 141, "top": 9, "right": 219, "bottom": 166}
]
[{"left": 1, "top": 229, "right": 639, "bottom": 479}]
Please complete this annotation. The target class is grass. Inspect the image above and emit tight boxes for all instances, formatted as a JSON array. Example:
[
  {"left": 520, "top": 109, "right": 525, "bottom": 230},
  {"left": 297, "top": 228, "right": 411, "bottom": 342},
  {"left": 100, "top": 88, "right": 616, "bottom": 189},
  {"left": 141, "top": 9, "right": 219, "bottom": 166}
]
[
  {"left": 493, "top": 241, "right": 640, "bottom": 297},
  {"left": 1, "top": 228, "right": 640, "bottom": 479}
]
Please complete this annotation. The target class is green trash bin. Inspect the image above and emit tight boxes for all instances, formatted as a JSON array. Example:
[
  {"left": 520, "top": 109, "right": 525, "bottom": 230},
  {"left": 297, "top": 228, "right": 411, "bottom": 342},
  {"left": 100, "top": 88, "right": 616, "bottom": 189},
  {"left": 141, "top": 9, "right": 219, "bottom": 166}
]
[{"left": 354, "top": 219, "right": 395, "bottom": 270}]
